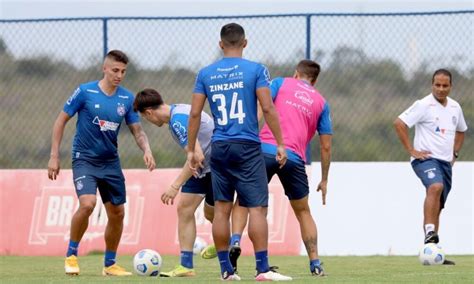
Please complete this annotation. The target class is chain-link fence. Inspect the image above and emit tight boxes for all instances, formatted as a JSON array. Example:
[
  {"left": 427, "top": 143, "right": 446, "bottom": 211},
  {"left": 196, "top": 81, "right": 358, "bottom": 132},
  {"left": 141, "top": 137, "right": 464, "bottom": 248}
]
[{"left": 1, "top": 11, "right": 472, "bottom": 168}]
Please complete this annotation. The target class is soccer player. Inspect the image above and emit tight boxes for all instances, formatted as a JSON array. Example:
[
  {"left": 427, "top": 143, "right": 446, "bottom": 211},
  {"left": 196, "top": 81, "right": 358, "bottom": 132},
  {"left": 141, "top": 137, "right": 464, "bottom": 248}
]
[
  {"left": 47, "top": 50, "right": 156, "bottom": 276},
  {"left": 394, "top": 68, "right": 467, "bottom": 265},
  {"left": 186, "top": 23, "right": 292, "bottom": 281},
  {"left": 133, "top": 88, "right": 216, "bottom": 277},
  {"left": 260, "top": 60, "right": 332, "bottom": 276}
]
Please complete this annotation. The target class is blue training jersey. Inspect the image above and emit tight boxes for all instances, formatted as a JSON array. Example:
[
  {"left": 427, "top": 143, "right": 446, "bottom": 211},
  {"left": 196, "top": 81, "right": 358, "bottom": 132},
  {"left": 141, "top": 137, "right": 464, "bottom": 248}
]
[
  {"left": 63, "top": 80, "right": 139, "bottom": 162},
  {"left": 169, "top": 104, "right": 214, "bottom": 176},
  {"left": 193, "top": 57, "right": 270, "bottom": 143}
]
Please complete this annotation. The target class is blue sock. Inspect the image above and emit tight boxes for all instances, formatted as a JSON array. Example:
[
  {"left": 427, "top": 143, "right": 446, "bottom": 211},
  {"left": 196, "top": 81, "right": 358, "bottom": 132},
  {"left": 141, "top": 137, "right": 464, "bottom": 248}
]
[
  {"left": 310, "top": 259, "right": 321, "bottom": 271},
  {"left": 255, "top": 250, "right": 270, "bottom": 273},
  {"left": 104, "top": 250, "right": 117, "bottom": 267},
  {"left": 229, "top": 234, "right": 242, "bottom": 246},
  {"left": 180, "top": 251, "right": 194, "bottom": 269},
  {"left": 66, "top": 240, "right": 79, "bottom": 257},
  {"left": 217, "top": 250, "right": 234, "bottom": 275}
]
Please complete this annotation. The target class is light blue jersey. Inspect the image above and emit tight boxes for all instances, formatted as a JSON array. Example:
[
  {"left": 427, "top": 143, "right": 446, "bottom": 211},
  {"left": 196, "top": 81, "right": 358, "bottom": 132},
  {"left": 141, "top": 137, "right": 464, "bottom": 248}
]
[
  {"left": 193, "top": 57, "right": 270, "bottom": 143},
  {"left": 169, "top": 104, "right": 214, "bottom": 175},
  {"left": 63, "top": 81, "right": 139, "bottom": 163}
]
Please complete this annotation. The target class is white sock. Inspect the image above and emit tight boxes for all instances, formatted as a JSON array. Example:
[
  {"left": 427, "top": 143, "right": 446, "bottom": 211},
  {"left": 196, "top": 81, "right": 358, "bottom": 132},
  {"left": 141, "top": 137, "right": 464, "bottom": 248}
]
[{"left": 425, "top": 224, "right": 435, "bottom": 234}]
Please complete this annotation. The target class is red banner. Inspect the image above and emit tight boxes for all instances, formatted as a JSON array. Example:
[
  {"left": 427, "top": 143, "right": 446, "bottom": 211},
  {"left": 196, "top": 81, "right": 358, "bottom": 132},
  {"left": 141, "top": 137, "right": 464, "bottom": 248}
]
[{"left": 0, "top": 169, "right": 302, "bottom": 256}]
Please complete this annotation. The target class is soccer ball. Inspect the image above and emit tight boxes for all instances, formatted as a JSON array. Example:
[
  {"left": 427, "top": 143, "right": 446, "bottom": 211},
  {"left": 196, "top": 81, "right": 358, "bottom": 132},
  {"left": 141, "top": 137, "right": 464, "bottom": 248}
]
[
  {"left": 133, "top": 249, "right": 162, "bottom": 276},
  {"left": 418, "top": 243, "right": 445, "bottom": 265},
  {"left": 193, "top": 236, "right": 208, "bottom": 255}
]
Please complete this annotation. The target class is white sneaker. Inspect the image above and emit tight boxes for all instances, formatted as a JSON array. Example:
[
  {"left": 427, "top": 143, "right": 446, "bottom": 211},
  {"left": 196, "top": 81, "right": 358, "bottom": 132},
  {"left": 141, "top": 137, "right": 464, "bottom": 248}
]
[
  {"left": 222, "top": 271, "right": 241, "bottom": 281},
  {"left": 255, "top": 270, "right": 292, "bottom": 281}
]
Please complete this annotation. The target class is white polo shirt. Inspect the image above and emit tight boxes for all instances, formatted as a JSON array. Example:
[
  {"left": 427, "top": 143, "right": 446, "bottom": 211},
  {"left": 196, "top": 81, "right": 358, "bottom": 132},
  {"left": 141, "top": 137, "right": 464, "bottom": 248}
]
[{"left": 399, "top": 94, "right": 468, "bottom": 162}]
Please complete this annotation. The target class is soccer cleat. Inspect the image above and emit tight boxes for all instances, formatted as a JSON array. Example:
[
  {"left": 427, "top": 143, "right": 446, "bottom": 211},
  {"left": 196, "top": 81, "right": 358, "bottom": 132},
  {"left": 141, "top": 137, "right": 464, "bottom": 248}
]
[
  {"left": 102, "top": 263, "right": 132, "bottom": 276},
  {"left": 255, "top": 270, "right": 293, "bottom": 281},
  {"left": 201, "top": 244, "right": 218, "bottom": 259},
  {"left": 65, "top": 255, "right": 80, "bottom": 275},
  {"left": 424, "top": 231, "right": 439, "bottom": 244},
  {"left": 229, "top": 244, "right": 241, "bottom": 273},
  {"left": 442, "top": 259, "right": 455, "bottom": 265},
  {"left": 311, "top": 264, "right": 326, "bottom": 277},
  {"left": 160, "top": 265, "right": 196, "bottom": 277},
  {"left": 221, "top": 271, "right": 241, "bottom": 281}
]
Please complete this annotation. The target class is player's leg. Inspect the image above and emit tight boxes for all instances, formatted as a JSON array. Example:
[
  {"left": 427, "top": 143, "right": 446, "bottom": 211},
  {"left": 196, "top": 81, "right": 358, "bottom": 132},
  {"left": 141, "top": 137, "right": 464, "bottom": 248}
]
[
  {"left": 200, "top": 175, "right": 218, "bottom": 260},
  {"left": 275, "top": 155, "right": 325, "bottom": 276},
  {"left": 99, "top": 164, "right": 131, "bottom": 276},
  {"left": 236, "top": 143, "right": 291, "bottom": 281},
  {"left": 162, "top": 192, "right": 203, "bottom": 277},
  {"left": 65, "top": 161, "right": 99, "bottom": 275},
  {"left": 412, "top": 158, "right": 445, "bottom": 244},
  {"left": 228, "top": 200, "right": 247, "bottom": 272},
  {"left": 210, "top": 141, "right": 240, "bottom": 280}
]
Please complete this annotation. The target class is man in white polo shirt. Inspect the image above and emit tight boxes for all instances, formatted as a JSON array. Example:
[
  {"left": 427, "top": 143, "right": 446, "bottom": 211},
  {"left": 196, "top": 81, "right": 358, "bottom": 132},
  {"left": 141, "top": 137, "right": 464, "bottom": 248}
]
[{"left": 394, "top": 69, "right": 467, "bottom": 265}]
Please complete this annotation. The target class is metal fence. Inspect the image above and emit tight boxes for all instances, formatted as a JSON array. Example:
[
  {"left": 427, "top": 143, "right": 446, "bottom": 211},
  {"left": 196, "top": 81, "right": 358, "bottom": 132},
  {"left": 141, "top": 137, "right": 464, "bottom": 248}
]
[{"left": 1, "top": 11, "right": 472, "bottom": 168}]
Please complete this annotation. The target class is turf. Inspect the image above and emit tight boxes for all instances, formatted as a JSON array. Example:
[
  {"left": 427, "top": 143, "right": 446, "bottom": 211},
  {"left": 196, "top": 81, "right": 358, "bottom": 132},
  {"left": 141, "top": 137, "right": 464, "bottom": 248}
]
[{"left": 1, "top": 255, "right": 473, "bottom": 283}]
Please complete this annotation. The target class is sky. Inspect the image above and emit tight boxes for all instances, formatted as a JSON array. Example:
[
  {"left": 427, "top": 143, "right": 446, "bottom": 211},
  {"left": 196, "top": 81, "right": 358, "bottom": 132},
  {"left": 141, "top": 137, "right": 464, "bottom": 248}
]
[{"left": 1, "top": 0, "right": 473, "bottom": 19}]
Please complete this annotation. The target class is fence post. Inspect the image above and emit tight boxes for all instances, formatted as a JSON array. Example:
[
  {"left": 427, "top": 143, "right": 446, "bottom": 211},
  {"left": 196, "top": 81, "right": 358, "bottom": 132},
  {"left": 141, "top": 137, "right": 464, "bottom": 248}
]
[
  {"left": 102, "top": 18, "right": 108, "bottom": 58},
  {"left": 305, "top": 14, "right": 312, "bottom": 164}
]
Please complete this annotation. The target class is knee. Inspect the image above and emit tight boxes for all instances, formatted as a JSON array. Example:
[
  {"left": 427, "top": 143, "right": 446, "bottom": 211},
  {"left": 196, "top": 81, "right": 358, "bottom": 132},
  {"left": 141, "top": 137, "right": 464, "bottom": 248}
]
[
  {"left": 428, "top": 183, "right": 444, "bottom": 195},
  {"left": 78, "top": 202, "right": 96, "bottom": 216},
  {"left": 177, "top": 203, "right": 194, "bottom": 220},
  {"left": 108, "top": 207, "right": 125, "bottom": 222},
  {"left": 204, "top": 208, "right": 214, "bottom": 223}
]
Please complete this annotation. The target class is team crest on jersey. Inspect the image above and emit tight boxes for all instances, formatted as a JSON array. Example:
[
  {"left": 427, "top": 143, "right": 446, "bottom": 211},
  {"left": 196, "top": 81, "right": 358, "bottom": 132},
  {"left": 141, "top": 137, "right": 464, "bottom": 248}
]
[
  {"left": 117, "top": 103, "right": 126, "bottom": 116},
  {"left": 76, "top": 180, "right": 83, "bottom": 191},
  {"left": 452, "top": 116, "right": 457, "bottom": 125}
]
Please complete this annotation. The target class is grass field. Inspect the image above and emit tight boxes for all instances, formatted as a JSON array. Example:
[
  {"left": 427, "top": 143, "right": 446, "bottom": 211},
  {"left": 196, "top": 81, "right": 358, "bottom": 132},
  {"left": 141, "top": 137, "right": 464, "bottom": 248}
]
[{"left": 1, "top": 255, "right": 473, "bottom": 283}]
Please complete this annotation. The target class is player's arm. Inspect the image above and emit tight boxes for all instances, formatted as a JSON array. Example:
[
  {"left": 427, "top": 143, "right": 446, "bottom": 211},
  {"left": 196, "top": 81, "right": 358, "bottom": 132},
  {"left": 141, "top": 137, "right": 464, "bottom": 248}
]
[
  {"left": 161, "top": 160, "right": 194, "bottom": 205},
  {"left": 128, "top": 123, "right": 156, "bottom": 171},
  {"left": 317, "top": 134, "right": 331, "bottom": 205},
  {"left": 187, "top": 93, "right": 207, "bottom": 173},
  {"left": 48, "top": 111, "right": 72, "bottom": 180},
  {"left": 452, "top": 131, "right": 465, "bottom": 164},
  {"left": 256, "top": 87, "right": 287, "bottom": 167},
  {"left": 393, "top": 118, "right": 431, "bottom": 160}
]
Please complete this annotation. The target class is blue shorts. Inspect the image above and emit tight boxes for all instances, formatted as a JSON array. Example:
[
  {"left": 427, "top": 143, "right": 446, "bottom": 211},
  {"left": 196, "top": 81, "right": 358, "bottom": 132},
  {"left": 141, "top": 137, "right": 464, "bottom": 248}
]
[
  {"left": 411, "top": 158, "right": 452, "bottom": 209},
  {"left": 72, "top": 159, "right": 126, "bottom": 205},
  {"left": 264, "top": 154, "right": 309, "bottom": 200},
  {"left": 210, "top": 140, "right": 268, "bottom": 208},
  {"left": 181, "top": 172, "right": 214, "bottom": 206}
]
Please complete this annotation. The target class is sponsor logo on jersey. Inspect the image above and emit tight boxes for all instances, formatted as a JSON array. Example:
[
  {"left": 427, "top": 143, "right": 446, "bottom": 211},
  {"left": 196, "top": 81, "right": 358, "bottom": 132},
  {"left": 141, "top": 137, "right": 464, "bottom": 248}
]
[
  {"left": 117, "top": 103, "right": 126, "bottom": 116},
  {"left": 93, "top": 116, "right": 119, "bottom": 131},
  {"left": 95, "top": 104, "right": 100, "bottom": 108},
  {"left": 294, "top": 91, "right": 314, "bottom": 105},
  {"left": 118, "top": 95, "right": 129, "bottom": 99},
  {"left": 172, "top": 121, "right": 187, "bottom": 144},
  {"left": 217, "top": 65, "right": 239, "bottom": 72},
  {"left": 86, "top": 89, "right": 99, "bottom": 93},
  {"left": 66, "top": 88, "right": 81, "bottom": 105}
]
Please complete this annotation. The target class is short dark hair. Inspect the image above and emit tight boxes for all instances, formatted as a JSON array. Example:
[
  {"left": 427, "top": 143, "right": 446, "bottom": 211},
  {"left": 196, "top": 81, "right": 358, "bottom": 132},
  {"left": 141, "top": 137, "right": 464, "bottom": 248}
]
[
  {"left": 220, "top": 23, "right": 245, "bottom": 47},
  {"left": 133, "top": 88, "right": 164, "bottom": 113},
  {"left": 432, "top": 68, "right": 452, "bottom": 85},
  {"left": 296, "top": 59, "right": 321, "bottom": 83},
  {"left": 105, "top": 50, "right": 129, "bottom": 64}
]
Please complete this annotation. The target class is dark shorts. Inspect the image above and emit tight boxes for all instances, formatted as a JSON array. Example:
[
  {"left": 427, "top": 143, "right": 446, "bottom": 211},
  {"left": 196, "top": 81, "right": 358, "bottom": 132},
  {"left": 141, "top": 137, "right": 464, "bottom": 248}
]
[
  {"left": 264, "top": 154, "right": 309, "bottom": 200},
  {"left": 181, "top": 172, "right": 214, "bottom": 206},
  {"left": 210, "top": 140, "right": 268, "bottom": 208},
  {"left": 72, "top": 159, "right": 126, "bottom": 205},
  {"left": 411, "top": 158, "right": 452, "bottom": 209}
]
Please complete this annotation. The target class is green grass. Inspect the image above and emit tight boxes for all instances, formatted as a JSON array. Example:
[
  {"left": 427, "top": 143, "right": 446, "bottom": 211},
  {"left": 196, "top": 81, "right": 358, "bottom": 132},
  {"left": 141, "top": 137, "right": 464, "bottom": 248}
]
[{"left": 1, "top": 255, "right": 473, "bottom": 283}]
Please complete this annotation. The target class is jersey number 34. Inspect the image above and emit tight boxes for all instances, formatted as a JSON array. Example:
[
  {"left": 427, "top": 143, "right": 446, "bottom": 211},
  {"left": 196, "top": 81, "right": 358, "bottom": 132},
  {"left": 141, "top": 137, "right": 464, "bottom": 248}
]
[{"left": 212, "top": 92, "right": 246, "bottom": 126}]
